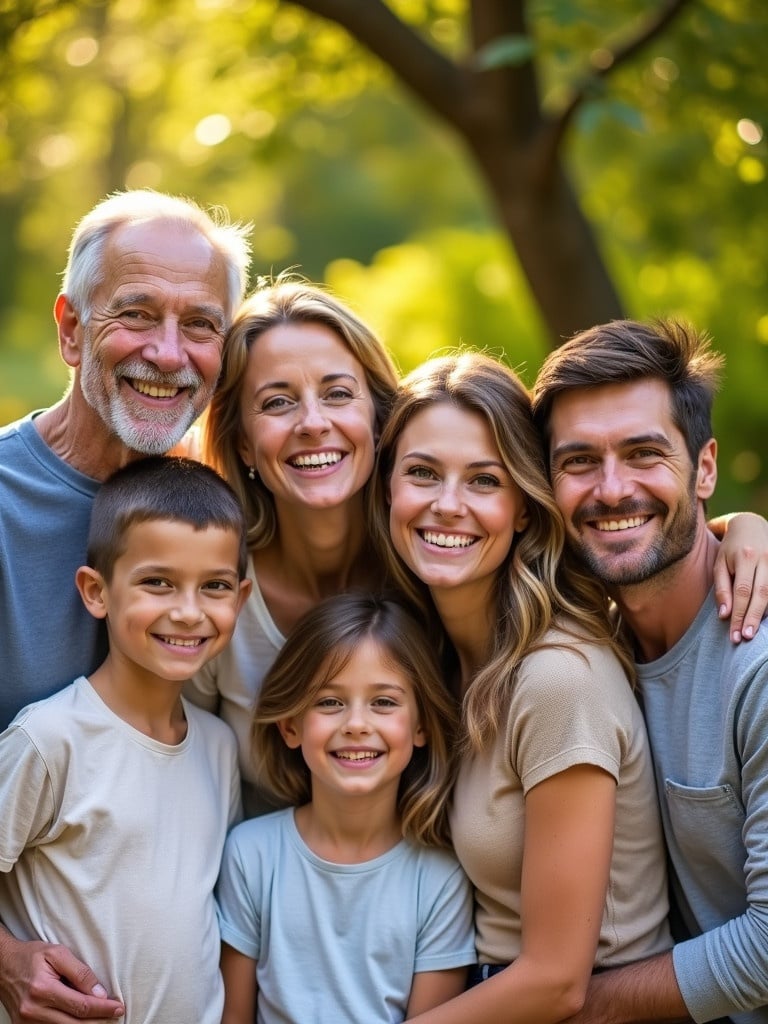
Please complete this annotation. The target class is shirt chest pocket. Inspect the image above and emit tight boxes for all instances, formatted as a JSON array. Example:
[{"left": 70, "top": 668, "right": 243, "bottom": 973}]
[{"left": 665, "top": 780, "right": 746, "bottom": 897}]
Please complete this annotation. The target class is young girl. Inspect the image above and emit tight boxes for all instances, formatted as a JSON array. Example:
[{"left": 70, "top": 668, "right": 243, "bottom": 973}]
[{"left": 215, "top": 593, "right": 476, "bottom": 1024}]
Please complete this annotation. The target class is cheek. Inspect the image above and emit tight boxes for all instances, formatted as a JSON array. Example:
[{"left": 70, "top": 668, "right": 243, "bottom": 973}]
[
  {"left": 189, "top": 342, "right": 224, "bottom": 388},
  {"left": 388, "top": 493, "right": 416, "bottom": 565}
]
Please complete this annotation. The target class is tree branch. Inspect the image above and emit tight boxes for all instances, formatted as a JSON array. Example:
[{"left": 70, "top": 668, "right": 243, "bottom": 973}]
[
  {"left": 287, "top": 0, "right": 467, "bottom": 127},
  {"left": 534, "top": 0, "right": 694, "bottom": 183}
]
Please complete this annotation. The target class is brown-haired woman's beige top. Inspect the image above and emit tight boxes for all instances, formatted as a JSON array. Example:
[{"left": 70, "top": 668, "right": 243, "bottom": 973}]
[{"left": 450, "top": 624, "right": 672, "bottom": 967}]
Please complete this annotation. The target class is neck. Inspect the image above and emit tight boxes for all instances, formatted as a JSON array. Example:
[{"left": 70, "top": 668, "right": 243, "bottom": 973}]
[
  {"left": 265, "top": 497, "right": 372, "bottom": 597},
  {"left": 87, "top": 658, "right": 187, "bottom": 744},
  {"left": 611, "top": 525, "right": 718, "bottom": 663},
  {"left": 430, "top": 581, "right": 495, "bottom": 689},
  {"left": 293, "top": 789, "right": 402, "bottom": 864},
  {"left": 35, "top": 393, "right": 141, "bottom": 481}
]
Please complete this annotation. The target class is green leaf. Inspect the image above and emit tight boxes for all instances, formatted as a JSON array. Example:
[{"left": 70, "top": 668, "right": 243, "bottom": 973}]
[{"left": 474, "top": 34, "right": 535, "bottom": 71}]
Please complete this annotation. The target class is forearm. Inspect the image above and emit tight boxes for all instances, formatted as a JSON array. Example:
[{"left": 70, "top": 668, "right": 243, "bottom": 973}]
[{"left": 567, "top": 953, "right": 691, "bottom": 1024}]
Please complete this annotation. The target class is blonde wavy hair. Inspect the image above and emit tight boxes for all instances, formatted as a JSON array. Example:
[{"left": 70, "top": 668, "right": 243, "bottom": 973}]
[
  {"left": 368, "top": 351, "right": 633, "bottom": 752},
  {"left": 204, "top": 275, "right": 399, "bottom": 549}
]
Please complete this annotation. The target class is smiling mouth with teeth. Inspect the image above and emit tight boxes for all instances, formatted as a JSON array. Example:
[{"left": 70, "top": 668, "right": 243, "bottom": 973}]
[
  {"left": 593, "top": 515, "right": 651, "bottom": 532},
  {"left": 159, "top": 636, "right": 206, "bottom": 647},
  {"left": 131, "top": 380, "right": 181, "bottom": 399},
  {"left": 333, "top": 750, "right": 381, "bottom": 761},
  {"left": 289, "top": 452, "right": 344, "bottom": 469},
  {"left": 420, "top": 530, "right": 477, "bottom": 549}
]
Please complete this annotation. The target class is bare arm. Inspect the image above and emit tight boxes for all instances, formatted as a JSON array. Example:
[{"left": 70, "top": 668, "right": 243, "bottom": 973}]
[
  {"left": 710, "top": 512, "right": 768, "bottom": 642},
  {"left": 406, "top": 968, "right": 469, "bottom": 1018},
  {"left": 220, "top": 943, "right": 256, "bottom": 1024},
  {"left": 408, "top": 764, "right": 617, "bottom": 1024},
  {"left": 566, "top": 951, "right": 690, "bottom": 1024},
  {"left": 0, "top": 925, "right": 124, "bottom": 1022}
]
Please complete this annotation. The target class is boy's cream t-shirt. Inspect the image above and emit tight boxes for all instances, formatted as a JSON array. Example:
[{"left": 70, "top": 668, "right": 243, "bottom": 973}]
[
  {"left": 450, "top": 626, "right": 672, "bottom": 968},
  {"left": 0, "top": 676, "right": 240, "bottom": 1024}
]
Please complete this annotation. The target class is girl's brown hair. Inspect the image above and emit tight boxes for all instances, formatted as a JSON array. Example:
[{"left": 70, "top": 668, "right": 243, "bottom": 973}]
[{"left": 252, "top": 592, "right": 459, "bottom": 848}]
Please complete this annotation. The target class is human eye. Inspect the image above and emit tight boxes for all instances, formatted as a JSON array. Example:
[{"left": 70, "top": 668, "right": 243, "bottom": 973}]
[
  {"left": 119, "top": 308, "right": 152, "bottom": 327},
  {"left": 261, "top": 394, "right": 294, "bottom": 413},
  {"left": 472, "top": 473, "right": 501, "bottom": 488},
  {"left": 203, "top": 579, "right": 235, "bottom": 593},
  {"left": 315, "top": 695, "right": 343, "bottom": 710},
  {"left": 558, "top": 453, "right": 595, "bottom": 473},
  {"left": 324, "top": 385, "right": 354, "bottom": 403},
  {"left": 405, "top": 464, "right": 436, "bottom": 482},
  {"left": 631, "top": 447, "right": 664, "bottom": 462},
  {"left": 372, "top": 696, "right": 399, "bottom": 710},
  {"left": 184, "top": 318, "right": 222, "bottom": 342},
  {"left": 140, "top": 576, "right": 171, "bottom": 589}
]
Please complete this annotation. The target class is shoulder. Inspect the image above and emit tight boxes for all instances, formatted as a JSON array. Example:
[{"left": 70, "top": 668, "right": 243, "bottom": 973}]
[
  {"left": 517, "top": 620, "right": 630, "bottom": 695},
  {"left": 1, "top": 680, "right": 83, "bottom": 759},
  {"left": 397, "top": 841, "right": 469, "bottom": 889}
]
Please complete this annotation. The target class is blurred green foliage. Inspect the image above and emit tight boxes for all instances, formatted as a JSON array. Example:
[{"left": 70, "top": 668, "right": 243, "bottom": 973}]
[{"left": 0, "top": 0, "right": 766, "bottom": 515}]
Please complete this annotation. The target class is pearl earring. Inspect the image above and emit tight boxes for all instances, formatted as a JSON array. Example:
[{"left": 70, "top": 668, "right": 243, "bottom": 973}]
[{"left": 248, "top": 467, "right": 256, "bottom": 481}]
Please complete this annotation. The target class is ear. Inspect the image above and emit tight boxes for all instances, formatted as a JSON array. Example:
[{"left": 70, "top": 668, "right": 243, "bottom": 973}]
[
  {"left": 236, "top": 430, "right": 255, "bottom": 472},
  {"left": 696, "top": 439, "right": 718, "bottom": 500},
  {"left": 277, "top": 717, "right": 303, "bottom": 749},
  {"left": 513, "top": 500, "right": 531, "bottom": 534},
  {"left": 55, "top": 294, "right": 84, "bottom": 369},
  {"left": 76, "top": 566, "right": 109, "bottom": 620},
  {"left": 412, "top": 721, "right": 427, "bottom": 749},
  {"left": 236, "top": 578, "right": 252, "bottom": 613}
]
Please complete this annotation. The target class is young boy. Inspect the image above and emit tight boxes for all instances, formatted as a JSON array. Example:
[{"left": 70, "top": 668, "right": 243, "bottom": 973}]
[{"left": 0, "top": 456, "right": 251, "bottom": 1024}]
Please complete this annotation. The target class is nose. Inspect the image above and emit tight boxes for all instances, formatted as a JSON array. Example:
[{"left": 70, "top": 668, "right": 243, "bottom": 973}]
[
  {"left": 341, "top": 701, "right": 372, "bottom": 736},
  {"left": 431, "top": 478, "right": 465, "bottom": 518},
  {"left": 295, "top": 395, "right": 331, "bottom": 437},
  {"left": 594, "top": 456, "right": 634, "bottom": 507},
  {"left": 143, "top": 318, "right": 187, "bottom": 373},
  {"left": 168, "top": 588, "right": 205, "bottom": 626}
]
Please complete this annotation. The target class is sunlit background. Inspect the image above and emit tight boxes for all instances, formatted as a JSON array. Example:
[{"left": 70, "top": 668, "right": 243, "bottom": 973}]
[{"left": 1, "top": 0, "right": 766, "bottom": 514}]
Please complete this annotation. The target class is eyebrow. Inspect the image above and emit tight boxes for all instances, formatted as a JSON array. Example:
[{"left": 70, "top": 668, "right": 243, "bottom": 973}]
[
  {"left": 253, "top": 372, "right": 359, "bottom": 399},
  {"left": 133, "top": 564, "right": 239, "bottom": 578},
  {"left": 319, "top": 681, "right": 408, "bottom": 695},
  {"left": 551, "top": 431, "right": 674, "bottom": 461},
  {"left": 401, "top": 450, "right": 506, "bottom": 471}
]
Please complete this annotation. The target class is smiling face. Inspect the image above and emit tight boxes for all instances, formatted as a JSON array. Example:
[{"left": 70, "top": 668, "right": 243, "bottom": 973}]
[
  {"left": 278, "top": 637, "right": 426, "bottom": 803},
  {"left": 387, "top": 402, "right": 529, "bottom": 602},
  {"left": 548, "top": 378, "right": 716, "bottom": 589},
  {"left": 78, "top": 519, "right": 249, "bottom": 685},
  {"left": 63, "top": 219, "right": 229, "bottom": 455},
  {"left": 236, "top": 321, "right": 378, "bottom": 511}
]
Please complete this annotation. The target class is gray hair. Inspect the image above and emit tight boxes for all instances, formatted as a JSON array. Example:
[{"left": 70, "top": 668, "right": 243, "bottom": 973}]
[{"left": 61, "top": 189, "right": 252, "bottom": 325}]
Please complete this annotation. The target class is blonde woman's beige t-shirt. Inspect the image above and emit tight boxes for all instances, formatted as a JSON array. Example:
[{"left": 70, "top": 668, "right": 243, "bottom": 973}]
[{"left": 450, "top": 625, "right": 671, "bottom": 967}]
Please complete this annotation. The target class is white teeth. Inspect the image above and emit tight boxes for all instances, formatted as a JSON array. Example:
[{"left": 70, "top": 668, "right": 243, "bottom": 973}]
[
  {"left": 163, "top": 637, "right": 203, "bottom": 647},
  {"left": 595, "top": 516, "right": 648, "bottom": 532},
  {"left": 132, "top": 380, "right": 179, "bottom": 398},
  {"left": 335, "top": 751, "right": 379, "bottom": 761},
  {"left": 422, "top": 531, "right": 476, "bottom": 548},
  {"left": 291, "top": 452, "right": 343, "bottom": 468}
]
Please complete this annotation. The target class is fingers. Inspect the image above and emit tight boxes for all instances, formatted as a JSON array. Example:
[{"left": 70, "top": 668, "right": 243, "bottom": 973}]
[
  {"left": 713, "top": 545, "right": 768, "bottom": 643},
  {"left": 10, "top": 942, "right": 125, "bottom": 1021},
  {"left": 46, "top": 945, "right": 125, "bottom": 1019}
]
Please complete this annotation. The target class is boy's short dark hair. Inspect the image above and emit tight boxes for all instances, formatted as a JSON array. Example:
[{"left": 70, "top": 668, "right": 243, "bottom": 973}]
[{"left": 87, "top": 456, "right": 248, "bottom": 581}]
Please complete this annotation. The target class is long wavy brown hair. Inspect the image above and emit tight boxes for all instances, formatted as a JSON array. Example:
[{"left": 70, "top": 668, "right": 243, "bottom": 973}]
[{"left": 368, "top": 351, "right": 634, "bottom": 753}]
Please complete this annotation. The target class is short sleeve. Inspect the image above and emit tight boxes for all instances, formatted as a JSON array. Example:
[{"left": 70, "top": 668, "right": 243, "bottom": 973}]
[
  {"left": 0, "top": 726, "right": 55, "bottom": 870},
  {"left": 216, "top": 826, "right": 262, "bottom": 960},
  {"left": 415, "top": 854, "right": 477, "bottom": 973},
  {"left": 507, "top": 641, "right": 633, "bottom": 793}
]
